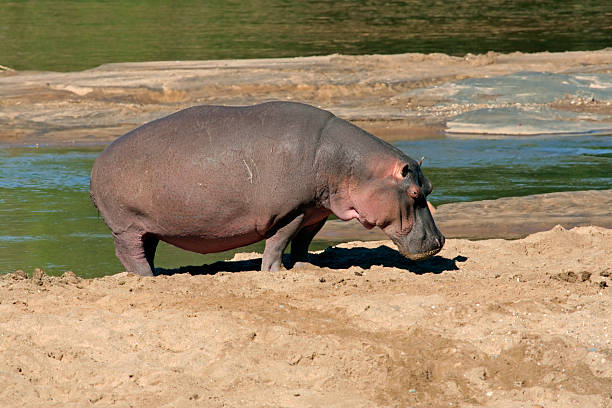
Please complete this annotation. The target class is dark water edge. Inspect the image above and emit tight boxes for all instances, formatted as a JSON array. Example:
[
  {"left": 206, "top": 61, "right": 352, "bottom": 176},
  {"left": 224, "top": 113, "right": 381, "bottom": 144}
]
[
  {"left": 1, "top": 0, "right": 611, "bottom": 72},
  {"left": 1, "top": 135, "right": 611, "bottom": 277}
]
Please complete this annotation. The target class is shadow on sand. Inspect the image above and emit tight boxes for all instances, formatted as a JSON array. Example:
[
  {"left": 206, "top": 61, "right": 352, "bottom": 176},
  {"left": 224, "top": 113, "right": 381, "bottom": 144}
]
[{"left": 156, "top": 245, "right": 467, "bottom": 276}]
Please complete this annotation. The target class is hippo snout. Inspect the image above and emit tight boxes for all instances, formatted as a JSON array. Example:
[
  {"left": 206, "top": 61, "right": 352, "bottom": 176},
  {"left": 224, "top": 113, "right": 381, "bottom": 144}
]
[
  {"left": 392, "top": 195, "right": 446, "bottom": 261},
  {"left": 391, "top": 219, "right": 445, "bottom": 261},
  {"left": 402, "top": 234, "right": 445, "bottom": 261}
]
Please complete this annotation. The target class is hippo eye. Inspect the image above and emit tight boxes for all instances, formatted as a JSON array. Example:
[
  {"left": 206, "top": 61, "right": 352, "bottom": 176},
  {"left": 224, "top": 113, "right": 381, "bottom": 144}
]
[{"left": 401, "top": 165, "right": 411, "bottom": 177}]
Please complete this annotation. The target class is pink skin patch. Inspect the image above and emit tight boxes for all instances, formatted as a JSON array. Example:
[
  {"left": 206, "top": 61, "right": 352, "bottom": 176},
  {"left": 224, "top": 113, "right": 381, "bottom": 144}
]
[
  {"left": 335, "top": 207, "right": 376, "bottom": 229},
  {"left": 335, "top": 207, "right": 359, "bottom": 221},
  {"left": 330, "top": 159, "right": 436, "bottom": 233}
]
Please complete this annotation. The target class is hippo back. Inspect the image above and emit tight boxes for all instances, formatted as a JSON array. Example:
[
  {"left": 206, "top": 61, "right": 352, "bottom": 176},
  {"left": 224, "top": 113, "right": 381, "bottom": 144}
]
[{"left": 90, "top": 102, "right": 334, "bottom": 239}]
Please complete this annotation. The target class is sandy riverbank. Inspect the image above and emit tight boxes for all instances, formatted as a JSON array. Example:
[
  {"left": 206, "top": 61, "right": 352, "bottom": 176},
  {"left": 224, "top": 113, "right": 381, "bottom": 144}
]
[{"left": 1, "top": 225, "right": 611, "bottom": 407}]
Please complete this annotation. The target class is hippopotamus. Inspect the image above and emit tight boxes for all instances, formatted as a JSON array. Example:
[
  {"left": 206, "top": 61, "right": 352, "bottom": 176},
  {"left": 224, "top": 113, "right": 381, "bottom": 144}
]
[{"left": 90, "top": 101, "right": 444, "bottom": 276}]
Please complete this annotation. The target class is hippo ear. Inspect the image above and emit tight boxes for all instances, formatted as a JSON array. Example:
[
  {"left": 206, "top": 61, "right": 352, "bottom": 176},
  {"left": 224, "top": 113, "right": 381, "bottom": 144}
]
[
  {"left": 417, "top": 157, "right": 424, "bottom": 166},
  {"left": 393, "top": 163, "right": 411, "bottom": 182}
]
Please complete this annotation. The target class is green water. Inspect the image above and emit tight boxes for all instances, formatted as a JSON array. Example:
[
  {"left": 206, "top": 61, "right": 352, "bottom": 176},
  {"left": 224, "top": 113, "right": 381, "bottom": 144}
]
[
  {"left": 0, "top": 146, "right": 340, "bottom": 278},
  {"left": 1, "top": 136, "right": 611, "bottom": 277},
  {"left": 1, "top": 0, "right": 611, "bottom": 72}
]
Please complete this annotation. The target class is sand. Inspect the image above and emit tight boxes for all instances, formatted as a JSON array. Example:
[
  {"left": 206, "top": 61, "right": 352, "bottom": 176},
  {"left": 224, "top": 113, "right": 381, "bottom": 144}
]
[{"left": 1, "top": 225, "right": 611, "bottom": 407}]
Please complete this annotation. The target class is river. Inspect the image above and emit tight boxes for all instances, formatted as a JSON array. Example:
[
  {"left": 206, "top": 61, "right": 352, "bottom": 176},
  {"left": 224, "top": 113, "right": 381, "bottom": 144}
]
[{"left": 1, "top": 0, "right": 611, "bottom": 72}]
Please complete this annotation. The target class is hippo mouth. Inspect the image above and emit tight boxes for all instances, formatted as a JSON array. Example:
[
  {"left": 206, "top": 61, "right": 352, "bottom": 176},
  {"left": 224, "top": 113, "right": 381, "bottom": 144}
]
[{"left": 401, "top": 246, "right": 443, "bottom": 261}]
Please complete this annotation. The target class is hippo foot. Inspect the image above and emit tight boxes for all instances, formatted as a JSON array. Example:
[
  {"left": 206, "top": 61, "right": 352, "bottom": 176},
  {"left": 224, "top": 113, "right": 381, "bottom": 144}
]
[{"left": 263, "top": 259, "right": 285, "bottom": 272}]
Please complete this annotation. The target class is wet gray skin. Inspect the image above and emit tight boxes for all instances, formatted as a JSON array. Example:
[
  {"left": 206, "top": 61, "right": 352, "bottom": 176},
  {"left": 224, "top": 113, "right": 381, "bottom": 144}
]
[{"left": 90, "top": 101, "right": 444, "bottom": 276}]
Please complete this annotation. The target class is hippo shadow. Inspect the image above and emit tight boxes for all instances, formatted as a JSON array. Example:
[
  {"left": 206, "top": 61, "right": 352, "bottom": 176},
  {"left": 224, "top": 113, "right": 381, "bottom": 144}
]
[
  {"left": 155, "top": 244, "right": 466, "bottom": 276},
  {"left": 306, "top": 245, "right": 465, "bottom": 274}
]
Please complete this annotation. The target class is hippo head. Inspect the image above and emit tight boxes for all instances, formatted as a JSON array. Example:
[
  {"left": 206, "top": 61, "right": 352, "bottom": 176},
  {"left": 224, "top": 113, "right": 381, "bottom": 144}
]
[
  {"left": 386, "top": 159, "right": 445, "bottom": 260},
  {"left": 332, "top": 157, "right": 445, "bottom": 261}
]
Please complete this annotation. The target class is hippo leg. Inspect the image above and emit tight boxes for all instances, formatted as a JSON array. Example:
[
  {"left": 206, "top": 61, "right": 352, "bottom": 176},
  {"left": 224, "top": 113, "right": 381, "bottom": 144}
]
[
  {"left": 143, "top": 234, "right": 159, "bottom": 272},
  {"left": 262, "top": 214, "right": 305, "bottom": 272},
  {"left": 113, "top": 231, "right": 158, "bottom": 276},
  {"left": 290, "top": 217, "right": 328, "bottom": 267}
]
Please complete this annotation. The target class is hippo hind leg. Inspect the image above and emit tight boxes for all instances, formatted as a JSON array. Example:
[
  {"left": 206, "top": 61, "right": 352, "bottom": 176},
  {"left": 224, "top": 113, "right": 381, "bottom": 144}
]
[
  {"left": 290, "top": 217, "right": 327, "bottom": 267},
  {"left": 113, "top": 231, "right": 159, "bottom": 276}
]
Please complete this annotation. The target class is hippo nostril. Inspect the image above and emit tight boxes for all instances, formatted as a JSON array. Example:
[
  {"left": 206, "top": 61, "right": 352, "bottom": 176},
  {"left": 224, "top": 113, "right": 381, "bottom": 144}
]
[
  {"left": 408, "top": 185, "right": 422, "bottom": 199},
  {"left": 433, "top": 235, "right": 445, "bottom": 249}
]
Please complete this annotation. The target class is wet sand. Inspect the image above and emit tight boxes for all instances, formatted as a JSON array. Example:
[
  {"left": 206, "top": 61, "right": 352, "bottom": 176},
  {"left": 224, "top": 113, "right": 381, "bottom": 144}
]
[{"left": 1, "top": 50, "right": 611, "bottom": 145}]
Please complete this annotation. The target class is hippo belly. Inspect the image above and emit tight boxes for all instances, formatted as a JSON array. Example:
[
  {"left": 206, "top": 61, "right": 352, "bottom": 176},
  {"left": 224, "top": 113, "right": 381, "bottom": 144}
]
[
  {"left": 160, "top": 233, "right": 263, "bottom": 255},
  {"left": 156, "top": 209, "right": 331, "bottom": 255}
]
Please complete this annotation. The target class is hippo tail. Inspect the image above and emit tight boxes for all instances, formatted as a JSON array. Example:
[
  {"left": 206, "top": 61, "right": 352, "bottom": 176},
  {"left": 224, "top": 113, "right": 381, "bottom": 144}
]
[
  {"left": 89, "top": 189, "right": 98, "bottom": 210},
  {"left": 89, "top": 180, "right": 104, "bottom": 222},
  {"left": 89, "top": 167, "right": 100, "bottom": 212}
]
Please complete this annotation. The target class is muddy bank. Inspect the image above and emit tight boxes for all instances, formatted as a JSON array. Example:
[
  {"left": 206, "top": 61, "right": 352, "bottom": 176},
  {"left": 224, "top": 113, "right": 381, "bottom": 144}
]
[
  {"left": 1, "top": 50, "right": 611, "bottom": 145},
  {"left": 1, "top": 225, "right": 611, "bottom": 407},
  {"left": 319, "top": 189, "right": 612, "bottom": 242}
]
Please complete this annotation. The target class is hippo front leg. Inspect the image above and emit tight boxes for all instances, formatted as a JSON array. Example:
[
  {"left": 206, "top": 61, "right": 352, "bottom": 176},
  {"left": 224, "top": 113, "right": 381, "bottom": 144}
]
[
  {"left": 290, "top": 217, "right": 327, "bottom": 267},
  {"left": 262, "top": 214, "right": 305, "bottom": 272}
]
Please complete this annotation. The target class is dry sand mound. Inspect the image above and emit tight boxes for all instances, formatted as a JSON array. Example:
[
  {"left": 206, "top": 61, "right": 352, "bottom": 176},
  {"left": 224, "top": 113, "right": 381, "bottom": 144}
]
[{"left": 1, "top": 225, "right": 611, "bottom": 407}]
